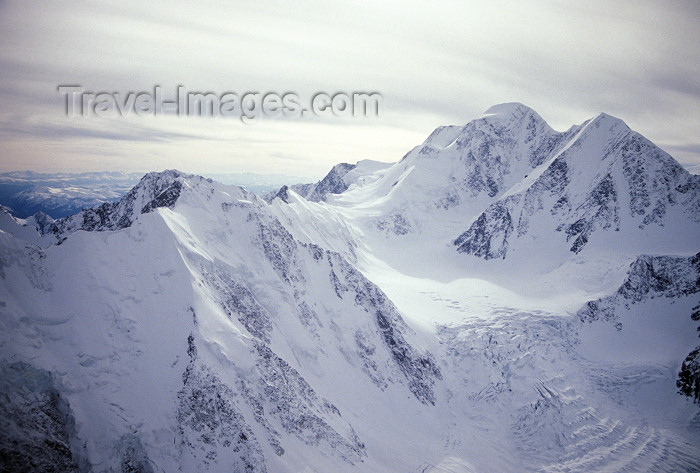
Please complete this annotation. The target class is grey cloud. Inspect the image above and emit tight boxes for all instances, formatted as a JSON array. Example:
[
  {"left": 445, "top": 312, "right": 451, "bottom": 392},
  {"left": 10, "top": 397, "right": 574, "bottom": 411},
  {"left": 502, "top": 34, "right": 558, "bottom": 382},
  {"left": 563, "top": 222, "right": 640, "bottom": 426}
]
[
  {"left": 0, "top": 0, "right": 699, "bottom": 173},
  {"left": 661, "top": 143, "right": 700, "bottom": 161},
  {"left": 0, "top": 119, "right": 201, "bottom": 143},
  {"left": 651, "top": 70, "right": 700, "bottom": 99}
]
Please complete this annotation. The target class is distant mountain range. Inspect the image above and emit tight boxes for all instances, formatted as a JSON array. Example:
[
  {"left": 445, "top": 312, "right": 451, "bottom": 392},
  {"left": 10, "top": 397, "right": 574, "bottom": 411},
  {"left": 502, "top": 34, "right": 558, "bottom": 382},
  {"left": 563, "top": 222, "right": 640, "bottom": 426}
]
[{"left": 0, "top": 171, "right": 143, "bottom": 219}]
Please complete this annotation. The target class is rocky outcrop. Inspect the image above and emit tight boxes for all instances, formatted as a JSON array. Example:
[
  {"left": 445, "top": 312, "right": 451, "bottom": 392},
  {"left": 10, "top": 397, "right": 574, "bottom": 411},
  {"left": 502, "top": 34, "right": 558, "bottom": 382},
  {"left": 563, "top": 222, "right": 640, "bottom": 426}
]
[
  {"left": 44, "top": 170, "right": 189, "bottom": 237},
  {"left": 455, "top": 201, "right": 514, "bottom": 259},
  {"left": 273, "top": 163, "right": 357, "bottom": 204},
  {"left": 677, "top": 346, "right": 700, "bottom": 403},
  {"left": 305, "top": 163, "right": 357, "bottom": 202},
  {"left": 578, "top": 253, "right": 700, "bottom": 326},
  {"left": 0, "top": 361, "right": 81, "bottom": 473},
  {"left": 329, "top": 252, "right": 442, "bottom": 404},
  {"left": 178, "top": 337, "right": 268, "bottom": 473}
]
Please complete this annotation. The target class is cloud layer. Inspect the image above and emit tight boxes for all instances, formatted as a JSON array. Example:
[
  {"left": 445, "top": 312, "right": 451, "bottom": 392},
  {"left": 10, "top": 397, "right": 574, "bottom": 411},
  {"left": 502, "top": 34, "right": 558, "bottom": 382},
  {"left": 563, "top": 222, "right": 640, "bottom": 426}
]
[{"left": 1, "top": 0, "right": 698, "bottom": 177}]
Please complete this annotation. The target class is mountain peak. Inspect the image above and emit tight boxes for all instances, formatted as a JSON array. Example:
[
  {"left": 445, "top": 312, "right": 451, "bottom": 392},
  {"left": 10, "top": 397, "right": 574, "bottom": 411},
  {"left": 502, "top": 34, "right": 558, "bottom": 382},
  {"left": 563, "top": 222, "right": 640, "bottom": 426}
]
[
  {"left": 453, "top": 105, "right": 700, "bottom": 260},
  {"left": 588, "top": 112, "right": 630, "bottom": 131},
  {"left": 475, "top": 102, "right": 552, "bottom": 139},
  {"left": 138, "top": 169, "right": 188, "bottom": 185},
  {"left": 44, "top": 170, "right": 194, "bottom": 238},
  {"left": 481, "top": 102, "right": 538, "bottom": 120}
]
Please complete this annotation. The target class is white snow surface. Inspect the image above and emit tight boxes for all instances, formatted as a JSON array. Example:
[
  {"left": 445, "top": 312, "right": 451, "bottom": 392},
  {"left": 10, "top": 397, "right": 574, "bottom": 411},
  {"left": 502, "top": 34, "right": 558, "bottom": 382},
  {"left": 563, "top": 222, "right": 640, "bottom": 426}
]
[{"left": 2, "top": 104, "right": 700, "bottom": 472}]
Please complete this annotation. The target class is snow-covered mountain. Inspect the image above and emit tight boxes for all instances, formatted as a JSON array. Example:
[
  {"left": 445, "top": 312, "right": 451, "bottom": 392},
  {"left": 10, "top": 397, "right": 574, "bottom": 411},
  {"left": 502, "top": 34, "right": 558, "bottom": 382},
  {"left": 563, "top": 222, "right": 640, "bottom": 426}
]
[
  {"left": 1, "top": 171, "right": 445, "bottom": 472},
  {"left": 2, "top": 104, "right": 700, "bottom": 472},
  {"left": 454, "top": 111, "right": 700, "bottom": 260},
  {"left": 306, "top": 103, "right": 575, "bottom": 238},
  {"left": 269, "top": 103, "right": 699, "bottom": 286}
]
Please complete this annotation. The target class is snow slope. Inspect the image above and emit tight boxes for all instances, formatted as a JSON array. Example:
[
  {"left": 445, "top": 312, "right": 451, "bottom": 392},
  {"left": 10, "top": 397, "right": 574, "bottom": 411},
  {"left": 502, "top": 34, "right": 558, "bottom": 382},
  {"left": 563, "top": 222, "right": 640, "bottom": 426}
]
[
  {"left": 0, "top": 172, "right": 448, "bottom": 473},
  {"left": 2, "top": 103, "right": 700, "bottom": 472},
  {"left": 271, "top": 104, "right": 698, "bottom": 285}
]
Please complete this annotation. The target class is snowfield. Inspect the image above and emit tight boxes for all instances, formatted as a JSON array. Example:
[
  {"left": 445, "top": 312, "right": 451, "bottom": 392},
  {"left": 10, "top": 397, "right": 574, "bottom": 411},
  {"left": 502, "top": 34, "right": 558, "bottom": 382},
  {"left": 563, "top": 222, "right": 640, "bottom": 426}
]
[{"left": 1, "top": 104, "right": 699, "bottom": 472}]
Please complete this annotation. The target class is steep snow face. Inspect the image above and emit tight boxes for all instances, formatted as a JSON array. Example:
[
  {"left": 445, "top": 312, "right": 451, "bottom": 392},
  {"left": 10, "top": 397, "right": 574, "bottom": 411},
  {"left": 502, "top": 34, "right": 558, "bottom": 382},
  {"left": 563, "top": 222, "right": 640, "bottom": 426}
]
[
  {"left": 406, "top": 102, "right": 566, "bottom": 201},
  {"left": 0, "top": 173, "right": 445, "bottom": 473},
  {"left": 264, "top": 104, "right": 700, "bottom": 330},
  {"left": 572, "top": 253, "right": 700, "bottom": 443},
  {"left": 270, "top": 103, "right": 588, "bottom": 281},
  {"left": 2, "top": 166, "right": 700, "bottom": 473},
  {"left": 0, "top": 207, "right": 50, "bottom": 246},
  {"left": 578, "top": 253, "right": 700, "bottom": 327},
  {"left": 454, "top": 113, "right": 700, "bottom": 261},
  {"left": 264, "top": 105, "right": 700, "bottom": 472}
]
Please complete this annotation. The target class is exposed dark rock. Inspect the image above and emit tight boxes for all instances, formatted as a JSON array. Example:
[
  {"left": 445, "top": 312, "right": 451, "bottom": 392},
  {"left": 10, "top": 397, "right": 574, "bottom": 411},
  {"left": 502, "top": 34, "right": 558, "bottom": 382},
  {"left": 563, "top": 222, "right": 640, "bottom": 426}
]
[
  {"left": 116, "top": 434, "right": 154, "bottom": 473},
  {"left": 44, "top": 170, "right": 187, "bottom": 237},
  {"left": 0, "top": 361, "right": 81, "bottom": 473},
  {"left": 178, "top": 339, "right": 267, "bottom": 473},
  {"left": 252, "top": 214, "right": 303, "bottom": 284},
  {"left": 30, "top": 211, "right": 55, "bottom": 234},
  {"left": 196, "top": 258, "right": 274, "bottom": 343},
  {"left": 250, "top": 342, "right": 366, "bottom": 464},
  {"left": 304, "top": 163, "right": 356, "bottom": 202},
  {"left": 453, "top": 113, "right": 699, "bottom": 260},
  {"left": 562, "top": 174, "right": 619, "bottom": 254},
  {"left": 577, "top": 253, "right": 700, "bottom": 326},
  {"left": 272, "top": 185, "right": 290, "bottom": 204},
  {"left": 455, "top": 202, "right": 514, "bottom": 259},
  {"left": 329, "top": 252, "right": 442, "bottom": 404},
  {"left": 141, "top": 180, "right": 183, "bottom": 214},
  {"left": 377, "top": 213, "right": 412, "bottom": 235},
  {"left": 677, "top": 347, "right": 700, "bottom": 403}
]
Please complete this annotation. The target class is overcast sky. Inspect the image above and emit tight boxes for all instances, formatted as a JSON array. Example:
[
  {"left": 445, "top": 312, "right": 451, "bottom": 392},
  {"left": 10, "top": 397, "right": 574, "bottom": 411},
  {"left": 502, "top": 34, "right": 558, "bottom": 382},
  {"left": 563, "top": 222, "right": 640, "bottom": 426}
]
[{"left": 1, "top": 0, "right": 698, "bottom": 179}]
